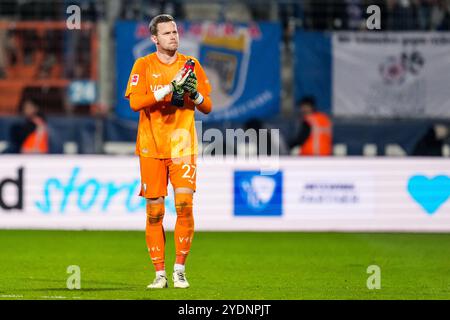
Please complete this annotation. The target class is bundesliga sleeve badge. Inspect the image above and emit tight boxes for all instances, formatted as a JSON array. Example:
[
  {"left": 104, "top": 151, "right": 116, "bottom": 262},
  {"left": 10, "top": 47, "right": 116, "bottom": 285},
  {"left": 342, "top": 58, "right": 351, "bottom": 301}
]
[{"left": 130, "top": 74, "right": 139, "bottom": 86}]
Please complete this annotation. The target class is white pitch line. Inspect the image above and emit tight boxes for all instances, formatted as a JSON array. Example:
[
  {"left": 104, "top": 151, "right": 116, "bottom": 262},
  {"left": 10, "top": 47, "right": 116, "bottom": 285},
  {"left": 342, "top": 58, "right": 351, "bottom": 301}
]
[
  {"left": 0, "top": 294, "right": 24, "bottom": 298},
  {"left": 41, "top": 296, "right": 67, "bottom": 299}
]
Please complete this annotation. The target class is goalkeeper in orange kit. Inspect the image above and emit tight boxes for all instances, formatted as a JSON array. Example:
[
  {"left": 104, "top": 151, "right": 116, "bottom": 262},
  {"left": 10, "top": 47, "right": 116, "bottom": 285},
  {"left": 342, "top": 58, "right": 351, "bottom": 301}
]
[{"left": 124, "top": 14, "right": 212, "bottom": 289}]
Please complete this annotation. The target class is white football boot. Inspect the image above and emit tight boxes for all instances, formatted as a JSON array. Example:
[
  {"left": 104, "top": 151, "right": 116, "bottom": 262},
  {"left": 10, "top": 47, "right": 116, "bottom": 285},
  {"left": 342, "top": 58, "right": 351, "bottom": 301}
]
[
  {"left": 147, "top": 275, "right": 168, "bottom": 289},
  {"left": 173, "top": 271, "right": 190, "bottom": 288}
]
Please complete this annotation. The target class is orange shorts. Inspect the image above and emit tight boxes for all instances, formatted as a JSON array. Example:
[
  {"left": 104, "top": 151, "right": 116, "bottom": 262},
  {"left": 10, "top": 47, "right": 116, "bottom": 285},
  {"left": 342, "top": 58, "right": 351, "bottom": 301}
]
[{"left": 139, "top": 155, "right": 197, "bottom": 198}]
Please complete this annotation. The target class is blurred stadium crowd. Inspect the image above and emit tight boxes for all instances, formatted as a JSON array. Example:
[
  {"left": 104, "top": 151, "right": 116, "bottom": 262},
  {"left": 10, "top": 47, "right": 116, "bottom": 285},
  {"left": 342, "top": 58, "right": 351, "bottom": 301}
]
[{"left": 0, "top": 0, "right": 449, "bottom": 156}]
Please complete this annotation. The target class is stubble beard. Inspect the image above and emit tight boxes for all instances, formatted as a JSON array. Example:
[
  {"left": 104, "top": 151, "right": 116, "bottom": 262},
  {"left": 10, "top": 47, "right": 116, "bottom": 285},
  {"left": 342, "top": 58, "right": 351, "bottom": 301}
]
[{"left": 159, "top": 43, "right": 178, "bottom": 56}]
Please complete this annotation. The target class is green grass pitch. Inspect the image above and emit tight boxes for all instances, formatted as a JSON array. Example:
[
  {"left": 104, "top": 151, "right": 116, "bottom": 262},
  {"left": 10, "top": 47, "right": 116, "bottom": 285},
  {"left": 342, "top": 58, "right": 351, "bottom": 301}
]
[{"left": 0, "top": 230, "right": 449, "bottom": 300}]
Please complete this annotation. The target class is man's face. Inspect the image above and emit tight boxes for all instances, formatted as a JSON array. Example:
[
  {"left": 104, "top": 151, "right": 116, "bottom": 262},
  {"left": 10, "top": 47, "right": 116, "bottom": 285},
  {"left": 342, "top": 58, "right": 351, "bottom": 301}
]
[
  {"left": 152, "top": 21, "right": 179, "bottom": 52},
  {"left": 300, "top": 103, "right": 313, "bottom": 116},
  {"left": 23, "top": 100, "right": 38, "bottom": 118}
]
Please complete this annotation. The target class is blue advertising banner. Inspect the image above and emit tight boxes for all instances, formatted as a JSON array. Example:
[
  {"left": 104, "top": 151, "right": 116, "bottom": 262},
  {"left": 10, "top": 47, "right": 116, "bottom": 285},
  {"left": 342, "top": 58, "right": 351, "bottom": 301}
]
[
  {"left": 115, "top": 21, "right": 281, "bottom": 122},
  {"left": 294, "top": 31, "right": 332, "bottom": 113}
]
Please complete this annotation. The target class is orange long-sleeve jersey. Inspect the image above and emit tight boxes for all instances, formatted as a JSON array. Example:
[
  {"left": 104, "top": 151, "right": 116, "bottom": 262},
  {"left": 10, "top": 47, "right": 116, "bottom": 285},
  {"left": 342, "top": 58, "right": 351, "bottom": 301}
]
[{"left": 125, "top": 52, "right": 212, "bottom": 159}]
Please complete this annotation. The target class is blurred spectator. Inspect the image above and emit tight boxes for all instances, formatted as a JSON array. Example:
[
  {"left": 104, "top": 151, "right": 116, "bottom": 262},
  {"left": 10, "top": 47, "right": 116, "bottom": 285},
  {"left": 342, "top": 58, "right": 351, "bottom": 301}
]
[
  {"left": 65, "top": 0, "right": 103, "bottom": 22},
  {"left": 305, "top": 0, "right": 332, "bottom": 30},
  {"left": 304, "top": 0, "right": 366, "bottom": 30},
  {"left": 386, "top": 0, "right": 418, "bottom": 30},
  {"left": 3, "top": 98, "right": 49, "bottom": 154},
  {"left": 0, "top": 0, "right": 102, "bottom": 21},
  {"left": 120, "top": 0, "right": 181, "bottom": 21},
  {"left": 290, "top": 96, "right": 333, "bottom": 156},
  {"left": 17, "top": 0, "right": 60, "bottom": 21},
  {"left": 65, "top": 30, "right": 92, "bottom": 79},
  {"left": 417, "top": 0, "right": 435, "bottom": 29},
  {"left": 430, "top": 0, "right": 450, "bottom": 30},
  {"left": 412, "top": 123, "right": 449, "bottom": 156},
  {"left": 299, "top": 0, "right": 450, "bottom": 31},
  {"left": 344, "top": 0, "right": 365, "bottom": 30},
  {"left": 279, "top": 1, "right": 304, "bottom": 40}
]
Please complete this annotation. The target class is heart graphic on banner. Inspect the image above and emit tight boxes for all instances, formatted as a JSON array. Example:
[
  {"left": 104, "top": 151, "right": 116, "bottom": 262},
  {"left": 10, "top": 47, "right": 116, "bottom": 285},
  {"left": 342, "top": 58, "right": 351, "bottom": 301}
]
[{"left": 407, "top": 175, "right": 450, "bottom": 215}]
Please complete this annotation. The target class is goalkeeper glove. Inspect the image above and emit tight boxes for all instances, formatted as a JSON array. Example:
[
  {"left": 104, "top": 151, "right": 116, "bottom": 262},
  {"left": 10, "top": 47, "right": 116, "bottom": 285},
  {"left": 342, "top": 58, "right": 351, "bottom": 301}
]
[
  {"left": 182, "top": 72, "right": 197, "bottom": 94},
  {"left": 153, "top": 67, "right": 192, "bottom": 102},
  {"left": 171, "top": 67, "right": 192, "bottom": 93},
  {"left": 182, "top": 72, "right": 204, "bottom": 105}
]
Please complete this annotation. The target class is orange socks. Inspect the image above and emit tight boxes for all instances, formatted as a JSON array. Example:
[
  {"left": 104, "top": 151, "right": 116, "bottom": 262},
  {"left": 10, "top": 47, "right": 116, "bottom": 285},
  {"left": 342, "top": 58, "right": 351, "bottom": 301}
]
[
  {"left": 145, "top": 202, "right": 165, "bottom": 271},
  {"left": 145, "top": 194, "right": 194, "bottom": 272},
  {"left": 174, "top": 193, "right": 194, "bottom": 265}
]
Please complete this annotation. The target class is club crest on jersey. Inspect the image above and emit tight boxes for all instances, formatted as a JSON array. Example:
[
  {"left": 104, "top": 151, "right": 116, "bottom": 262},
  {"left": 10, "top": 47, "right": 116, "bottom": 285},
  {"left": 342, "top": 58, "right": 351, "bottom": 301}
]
[{"left": 130, "top": 74, "right": 139, "bottom": 86}]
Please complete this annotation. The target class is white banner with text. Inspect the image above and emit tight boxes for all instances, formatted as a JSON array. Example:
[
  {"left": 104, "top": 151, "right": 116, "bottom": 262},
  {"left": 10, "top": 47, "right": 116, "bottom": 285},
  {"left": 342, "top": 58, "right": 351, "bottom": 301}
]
[{"left": 0, "top": 156, "right": 449, "bottom": 231}]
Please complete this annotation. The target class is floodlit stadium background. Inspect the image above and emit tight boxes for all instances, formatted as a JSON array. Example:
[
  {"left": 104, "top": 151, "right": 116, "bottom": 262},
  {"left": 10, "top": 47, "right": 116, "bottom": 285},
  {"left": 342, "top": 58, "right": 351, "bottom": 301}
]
[{"left": 1, "top": 0, "right": 450, "bottom": 232}]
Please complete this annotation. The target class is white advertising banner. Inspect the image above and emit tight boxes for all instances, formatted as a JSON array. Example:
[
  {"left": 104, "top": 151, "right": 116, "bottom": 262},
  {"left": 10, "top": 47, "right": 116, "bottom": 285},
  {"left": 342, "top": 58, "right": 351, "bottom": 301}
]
[
  {"left": 333, "top": 32, "right": 450, "bottom": 118},
  {"left": 0, "top": 156, "right": 449, "bottom": 231}
]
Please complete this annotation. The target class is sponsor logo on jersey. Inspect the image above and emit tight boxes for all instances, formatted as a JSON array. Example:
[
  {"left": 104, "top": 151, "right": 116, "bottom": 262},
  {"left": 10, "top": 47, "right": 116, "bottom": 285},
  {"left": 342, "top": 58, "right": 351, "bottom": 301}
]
[{"left": 149, "top": 85, "right": 164, "bottom": 92}]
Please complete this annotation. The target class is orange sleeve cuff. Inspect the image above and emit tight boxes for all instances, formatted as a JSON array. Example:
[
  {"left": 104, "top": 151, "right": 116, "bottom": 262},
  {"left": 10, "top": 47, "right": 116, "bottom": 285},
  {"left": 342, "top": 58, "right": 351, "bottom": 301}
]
[{"left": 196, "top": 95, "right": 212, "bottom": 114}]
